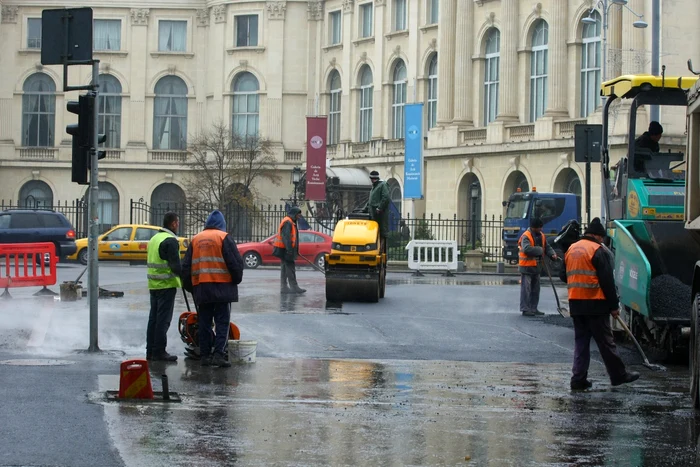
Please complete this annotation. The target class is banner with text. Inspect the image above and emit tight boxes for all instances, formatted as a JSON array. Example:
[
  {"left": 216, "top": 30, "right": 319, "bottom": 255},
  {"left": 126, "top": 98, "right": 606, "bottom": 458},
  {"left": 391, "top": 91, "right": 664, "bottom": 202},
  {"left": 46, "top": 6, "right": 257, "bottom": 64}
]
[
  {"left": 305, "top": 116, "right": 328, "bottom": 201},
  {"left": 403, "top": 104, "right": 423, "bottom": 199}
]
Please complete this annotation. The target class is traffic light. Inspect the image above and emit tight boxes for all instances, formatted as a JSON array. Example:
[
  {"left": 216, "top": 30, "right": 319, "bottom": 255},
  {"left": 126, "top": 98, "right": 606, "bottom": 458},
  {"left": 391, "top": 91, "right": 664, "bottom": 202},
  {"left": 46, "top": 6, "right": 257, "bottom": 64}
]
[{"left": 66, "top": 92, "right": 106, "bottom": 184}]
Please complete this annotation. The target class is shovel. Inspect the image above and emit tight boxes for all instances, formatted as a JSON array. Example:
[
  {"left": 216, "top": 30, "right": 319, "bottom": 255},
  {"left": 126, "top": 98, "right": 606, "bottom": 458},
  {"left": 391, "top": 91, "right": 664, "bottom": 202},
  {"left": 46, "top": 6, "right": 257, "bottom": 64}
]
[
  {"left": 614, "top": 315, "right": 667, "bottom": 371},
  {"left": 542, "top": 257, "right": 570, "bottom": 318}
]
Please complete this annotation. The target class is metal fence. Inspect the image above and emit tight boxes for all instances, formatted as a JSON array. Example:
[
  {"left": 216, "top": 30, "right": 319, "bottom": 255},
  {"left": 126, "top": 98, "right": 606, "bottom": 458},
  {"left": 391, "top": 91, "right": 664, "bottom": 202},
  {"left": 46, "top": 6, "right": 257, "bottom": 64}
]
[{"left": 0, "top": 199, "right": 88, "bottom": 238}]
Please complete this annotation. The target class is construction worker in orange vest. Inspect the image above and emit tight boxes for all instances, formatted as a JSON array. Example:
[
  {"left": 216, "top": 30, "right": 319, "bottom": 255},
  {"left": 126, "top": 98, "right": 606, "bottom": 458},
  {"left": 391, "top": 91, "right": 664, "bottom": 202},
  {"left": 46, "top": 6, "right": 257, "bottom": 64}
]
[
  {"left": 518, "top": 217, "right": 557, "bottom": 316},
  {"left": 562, "top": 217, "right": 640, "bottom": 390},
  {"left": 182, "top": 210, "right": 244, "bottom": 368},
  {"left": 273, "top": 206, "right": 306, "bottom": 294}
]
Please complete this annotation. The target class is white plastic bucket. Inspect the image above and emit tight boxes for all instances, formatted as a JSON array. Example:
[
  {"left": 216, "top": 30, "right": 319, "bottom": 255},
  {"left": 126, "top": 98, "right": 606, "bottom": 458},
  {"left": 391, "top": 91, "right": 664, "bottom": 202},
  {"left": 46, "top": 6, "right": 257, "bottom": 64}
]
[{"left": 228, "top": 340, "right": 257, "bottom": 363}]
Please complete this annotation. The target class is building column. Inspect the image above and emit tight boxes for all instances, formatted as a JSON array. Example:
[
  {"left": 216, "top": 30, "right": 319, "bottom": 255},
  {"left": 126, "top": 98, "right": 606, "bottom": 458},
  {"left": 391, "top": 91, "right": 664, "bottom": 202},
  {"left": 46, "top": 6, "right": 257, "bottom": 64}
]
[
  {"left": 496, "top": 0, "right": 518, "bottom": 122},
  {"left": 265, "top": 2, "right": 286, "bottom": 143},
  {"left": 127, "top": 8, "right": 150, "bottom": 148},
  {"left": 544, "top": 0, "right": 568, "bottom": 117},
  {"left": 341, "top": 0, "right": 354, "bottom": 142},
  {"left": 436, "top": 0, "right": 456, "bottom": 125},
  {"left": 452, "top": 0, "right": 473, "bottom": 126}
]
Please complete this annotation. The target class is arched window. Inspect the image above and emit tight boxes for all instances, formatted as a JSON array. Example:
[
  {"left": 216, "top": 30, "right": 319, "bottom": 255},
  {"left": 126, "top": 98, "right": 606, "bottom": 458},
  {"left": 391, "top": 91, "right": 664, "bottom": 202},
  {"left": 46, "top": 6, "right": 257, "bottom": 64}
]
[
  {"left": 530, "top": 20, "right": 549, "bottom": 122},
  {"left": 359, "top": 66, "right": 373, "bottom": 142},
  {"left": 150, "top": 183, "right": 186, "bottom": 234},
  {"left": 232, "top": 72, "right": 260, "bottom": 138},
  {"left": 97, "top": 75, "right": 122, "bottom": 148},
  {"left": 153, "top": 76, "right": 188, "bottom": 150},
  {"left": 484, "top": 28, "right": 500, "bottom": 125},
  {"left": 427, "top": 54, "right": 438, "bottom": 129},
  {"left": 328, "top": 71, "right": 342, "bottom": 145},
  {"left": 387, "top": 178, "right": 402, "bottom": 218},
  {"left": 19, "top": 180, "right": 53, "bottom": 208},
  {"left": 391, "top": 60, "right": 407, "bottom": 139},
  {"left": 90, "top": 182, "right": 120, "bottom": 233},
  {"left": 514, "top": 172, "right": 529, "bottom": 193},
  {"left": 22, "top": 73, "right": 56, "bottom": 147},
  {"left": 581, "top": 11, "right": 602, "bottom": 117}
]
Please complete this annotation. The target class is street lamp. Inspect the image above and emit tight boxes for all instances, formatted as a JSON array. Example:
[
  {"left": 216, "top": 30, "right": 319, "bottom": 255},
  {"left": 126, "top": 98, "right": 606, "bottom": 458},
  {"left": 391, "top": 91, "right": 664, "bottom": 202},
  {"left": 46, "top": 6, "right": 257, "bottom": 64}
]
[
  {"left": 470, "top": 182, "right": 480, "bottom": 251},
  {"left": 291, "top": 167, "right": 302, "bottom": 205},
  {"left": 582, "top": 0, "right": 647, "bottom": 224}
]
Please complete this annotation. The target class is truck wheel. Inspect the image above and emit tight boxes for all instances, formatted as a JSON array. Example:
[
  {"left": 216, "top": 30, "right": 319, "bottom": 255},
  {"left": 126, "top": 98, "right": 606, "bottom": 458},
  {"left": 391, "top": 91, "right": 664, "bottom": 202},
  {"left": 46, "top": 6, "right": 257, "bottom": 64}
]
[
  {"left": 691, "top": 294, "right": 700, "bottom": 409},
  {"left": 78, "top": 248, "right": 88, "bottom": 265}
]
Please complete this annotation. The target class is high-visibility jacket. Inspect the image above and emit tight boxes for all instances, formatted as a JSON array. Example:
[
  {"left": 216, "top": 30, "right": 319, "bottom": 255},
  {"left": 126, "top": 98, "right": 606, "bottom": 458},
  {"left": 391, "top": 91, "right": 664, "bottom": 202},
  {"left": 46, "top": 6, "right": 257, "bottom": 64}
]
[
  {"left": 191, "top": 229, "right": 233, "bottom": 286},
  {"left": 565, "top": 240, "right": 606, "bottom": 300},
  {"left": 273, "top": 216, "right": 297, "bottom": 249},
  {"left": 518, "top": 230, "right": 546, "bottom": 267},
  {"left": 147, "top": 231, "right": 182, "bottom": 290}
]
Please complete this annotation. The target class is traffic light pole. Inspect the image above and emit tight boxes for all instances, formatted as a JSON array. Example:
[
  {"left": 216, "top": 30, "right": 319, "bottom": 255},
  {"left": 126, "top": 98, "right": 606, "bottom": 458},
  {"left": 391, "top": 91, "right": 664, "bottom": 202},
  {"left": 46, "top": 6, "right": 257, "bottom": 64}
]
[{"left": 88, "top": 59, "right": 100, "bottom": 352}]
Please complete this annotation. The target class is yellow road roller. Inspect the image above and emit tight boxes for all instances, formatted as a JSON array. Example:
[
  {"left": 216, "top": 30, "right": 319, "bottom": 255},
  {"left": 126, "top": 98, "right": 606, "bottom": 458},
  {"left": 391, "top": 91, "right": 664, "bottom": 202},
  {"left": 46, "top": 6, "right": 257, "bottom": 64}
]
[{"left": 325, "top": 215, "right": 386, "bottom": 303}]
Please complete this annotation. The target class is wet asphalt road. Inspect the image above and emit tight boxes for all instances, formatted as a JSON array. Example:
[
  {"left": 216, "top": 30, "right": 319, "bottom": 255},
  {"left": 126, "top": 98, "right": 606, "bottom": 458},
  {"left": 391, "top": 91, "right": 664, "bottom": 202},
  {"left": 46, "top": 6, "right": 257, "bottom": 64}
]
[{"left": 1, "top": 263, "right": 699, "bottom": 466}]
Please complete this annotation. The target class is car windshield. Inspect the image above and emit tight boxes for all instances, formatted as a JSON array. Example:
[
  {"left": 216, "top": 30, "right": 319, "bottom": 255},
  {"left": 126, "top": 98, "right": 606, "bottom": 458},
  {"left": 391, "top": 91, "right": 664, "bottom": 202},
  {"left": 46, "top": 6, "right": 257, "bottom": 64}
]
[{"left": 505, "top": 197, "right": 530, "bottom": 220}]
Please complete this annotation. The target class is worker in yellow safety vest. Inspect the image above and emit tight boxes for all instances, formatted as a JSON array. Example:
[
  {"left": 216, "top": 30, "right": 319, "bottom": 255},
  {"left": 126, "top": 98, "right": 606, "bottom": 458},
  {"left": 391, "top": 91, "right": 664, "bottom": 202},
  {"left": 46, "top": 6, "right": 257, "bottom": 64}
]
[{"left": 518, "top": 217, "right": 557, "bottom": 316}]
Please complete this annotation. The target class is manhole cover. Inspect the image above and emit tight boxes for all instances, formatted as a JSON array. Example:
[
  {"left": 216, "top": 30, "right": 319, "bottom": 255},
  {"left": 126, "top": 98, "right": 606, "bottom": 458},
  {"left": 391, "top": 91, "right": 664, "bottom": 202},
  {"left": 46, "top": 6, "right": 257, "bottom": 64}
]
[{"left": 0, "top": 359, "right": 76, "bottom": 366}]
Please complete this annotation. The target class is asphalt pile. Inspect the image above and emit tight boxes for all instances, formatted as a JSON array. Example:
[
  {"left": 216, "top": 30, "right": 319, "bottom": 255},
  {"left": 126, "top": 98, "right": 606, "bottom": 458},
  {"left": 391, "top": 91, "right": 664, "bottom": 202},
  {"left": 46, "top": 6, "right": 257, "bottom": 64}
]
[{"left": 649, "top": 274, "right": 692, "bottom": 319}]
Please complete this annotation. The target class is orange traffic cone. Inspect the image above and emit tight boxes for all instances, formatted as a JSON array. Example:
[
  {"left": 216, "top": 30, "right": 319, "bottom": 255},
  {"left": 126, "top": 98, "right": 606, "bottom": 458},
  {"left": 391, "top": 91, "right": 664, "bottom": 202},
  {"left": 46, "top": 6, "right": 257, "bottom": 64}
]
[{"left": 118, "top": 359, "right": 154, "bottom": 399}]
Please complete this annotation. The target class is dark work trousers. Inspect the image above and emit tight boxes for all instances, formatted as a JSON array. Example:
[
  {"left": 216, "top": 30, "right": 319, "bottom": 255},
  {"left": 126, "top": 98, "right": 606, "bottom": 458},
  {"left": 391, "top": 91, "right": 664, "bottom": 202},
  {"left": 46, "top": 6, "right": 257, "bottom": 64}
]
[
  {"left": 519, "top": 273, "right": 541, "bottom": 313},
  {"left": 281, "top": 260, "right": 299, "bottom": 289},
  {"left": 572, "top": 315, "right": 627, "bottom": 384},
  {"left": 147, "top": 288, "right": 177, "bottom": 355},
  {"left": 197, "top": 302, "right": 231, "bottom": 358}
]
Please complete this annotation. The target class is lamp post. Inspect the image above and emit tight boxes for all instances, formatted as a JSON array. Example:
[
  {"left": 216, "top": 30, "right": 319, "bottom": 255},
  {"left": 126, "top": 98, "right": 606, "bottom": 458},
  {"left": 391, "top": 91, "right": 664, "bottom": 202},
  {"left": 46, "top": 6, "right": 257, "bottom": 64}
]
[
  {"left": 470, "top": 182, "right": 480, "bottom": 251},
  {"left": 582, "top": 0, "right": 647, "bottom": 224},
  {"left": 291, "top": 166, "right": 302, "bottom": 205}
]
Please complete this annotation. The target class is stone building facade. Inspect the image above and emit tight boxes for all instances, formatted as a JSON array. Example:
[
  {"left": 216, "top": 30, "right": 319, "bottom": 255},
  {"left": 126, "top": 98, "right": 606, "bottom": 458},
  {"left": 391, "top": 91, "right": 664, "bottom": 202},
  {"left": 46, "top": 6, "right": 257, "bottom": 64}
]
[{"left": 0, "top": 0, "right": 698, "bottom": 230}]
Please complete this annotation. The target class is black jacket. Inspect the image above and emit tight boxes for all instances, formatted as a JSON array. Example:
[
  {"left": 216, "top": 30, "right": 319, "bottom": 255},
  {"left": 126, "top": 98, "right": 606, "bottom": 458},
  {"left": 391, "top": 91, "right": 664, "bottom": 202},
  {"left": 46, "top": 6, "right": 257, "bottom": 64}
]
[
  {"left": 560, "top": 236, "right": 619, "bottom": 316},
  {"left": 181, "top": 229, "right": 244, "bottom": 305}
]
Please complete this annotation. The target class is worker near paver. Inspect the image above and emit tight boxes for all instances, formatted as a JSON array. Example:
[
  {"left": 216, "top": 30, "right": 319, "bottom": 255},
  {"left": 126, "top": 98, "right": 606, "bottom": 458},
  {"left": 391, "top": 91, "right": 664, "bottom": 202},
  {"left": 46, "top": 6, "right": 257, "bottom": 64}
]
[
  {"left": 182, "top": 210, "right": 244, "bottom": 368},
  {"left": 633, "top": 121, "right": 663, "bottom": 172},
  {"left": 368, "top": 170, "right": 390, "bottom": 254},
  {"left": 146, "top": 212, "right": 182, "bottom": 362},
  {"left": 273, "top": 206, "right": 306, "bottom": 294},
  {"left": 562, "top": 218, "right": 640, "bottom": 390},
  {"left": 518, "top": 217, "right": 557, "bottom": 317}
]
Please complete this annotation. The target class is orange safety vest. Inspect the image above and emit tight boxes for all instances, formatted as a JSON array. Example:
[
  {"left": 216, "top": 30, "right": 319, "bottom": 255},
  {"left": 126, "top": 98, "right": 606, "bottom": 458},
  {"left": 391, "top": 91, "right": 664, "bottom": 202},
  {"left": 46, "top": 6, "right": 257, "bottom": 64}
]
[
  {"left": 273, "top": 216, "right": 297, "bottom": 249},
  {"left": 191, "top": 229, "right": 233, "bottom": 286},
  {"left": 518, "top": 230, "right": 546, "bottom": 267},
  {"left": 565, "top": 240, "right": 606, "bottom": 300}
]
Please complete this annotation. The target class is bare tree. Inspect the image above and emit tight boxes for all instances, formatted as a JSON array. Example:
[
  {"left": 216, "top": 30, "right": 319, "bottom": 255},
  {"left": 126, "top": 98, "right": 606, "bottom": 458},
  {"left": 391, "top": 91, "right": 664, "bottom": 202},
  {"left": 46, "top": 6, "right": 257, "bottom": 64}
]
[{"left": 183, "top": 121, "right": 281, "bottom": 210}]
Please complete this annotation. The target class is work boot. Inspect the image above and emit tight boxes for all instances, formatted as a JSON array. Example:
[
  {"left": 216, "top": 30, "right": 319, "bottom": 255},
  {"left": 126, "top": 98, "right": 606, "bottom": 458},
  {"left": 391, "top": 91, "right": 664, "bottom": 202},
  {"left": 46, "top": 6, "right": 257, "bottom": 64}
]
[
  {"left": 611, "top": 371, "right": 640, "bottom": 386},
  {"left": 570, "top": 379, "right": 593, "bottom": 391},
  {"left": 152, "top": 351, "right": 178, "bottom": 362},
  {"left": 212, "top": 353, "right": 231, "bottom": 368},
  {"left": 292, "top": 287, "right": 307, "bottom": 294},
  {"left": 200, "top": 355, "right": 213, "bottom": 367},
  {"left": 281, "top": 286, "right": 291, "bottom": 294}
]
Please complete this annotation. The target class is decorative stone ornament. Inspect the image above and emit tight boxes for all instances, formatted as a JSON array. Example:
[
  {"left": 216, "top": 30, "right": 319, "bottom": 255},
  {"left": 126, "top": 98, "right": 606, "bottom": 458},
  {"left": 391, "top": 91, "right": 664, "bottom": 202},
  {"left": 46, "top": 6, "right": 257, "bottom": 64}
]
[
  {"left": 1, "top": 5, "right": 19, "bottom": 24},
  {"left": 212, "top": 5, "right": 226, "bottom": 23},
  {"left": 196, "top": 9, "right": 210, "bottom": 27},
  {"left": 267, "top": 1, "right": 286, "bottom": 20},
  {"left": 130, "top": 9, "right": 149, "bottom": 26},
  {"left": 307, "top": 1, "right": 323, "bottom": 21},
  {"left": 342, "top": 0, "right": 354, "bottom": 14}
]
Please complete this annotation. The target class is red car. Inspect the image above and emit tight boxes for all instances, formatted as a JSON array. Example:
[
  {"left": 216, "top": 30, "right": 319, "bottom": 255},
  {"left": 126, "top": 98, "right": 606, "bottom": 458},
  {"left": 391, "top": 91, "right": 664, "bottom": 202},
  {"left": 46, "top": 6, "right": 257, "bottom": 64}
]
[{"left": 237, "top": 230, "right": 332, "bottom": 269}]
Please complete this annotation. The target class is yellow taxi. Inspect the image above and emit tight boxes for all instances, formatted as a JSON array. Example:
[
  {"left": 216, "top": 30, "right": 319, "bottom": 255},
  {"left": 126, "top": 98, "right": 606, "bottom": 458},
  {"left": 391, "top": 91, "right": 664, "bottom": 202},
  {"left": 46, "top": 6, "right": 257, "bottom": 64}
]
[{"left": 66, "top": 224, "right": 190, "bottom": 265}]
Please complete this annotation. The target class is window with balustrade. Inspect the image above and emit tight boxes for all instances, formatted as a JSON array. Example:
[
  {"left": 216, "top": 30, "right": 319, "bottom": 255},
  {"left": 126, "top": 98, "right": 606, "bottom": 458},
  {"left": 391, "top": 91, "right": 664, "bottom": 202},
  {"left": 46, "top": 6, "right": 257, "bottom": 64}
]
[
  {"left": 392, "top": 60, "right": 407, "bottom": 139},
  {"left": 328, "top": 71, "right": 342, "bottom": 145},
  {"left": 22, "top": 74, "right": 55, "bottom": 147},
  {"left": 483, "top": 28, "right": 500, "bottom": 125},
  {"left": 97, "top": 75, "right": 122, "bottom": 149},
  {"left": 359, "top": 65, "right": 373, "bottom": 142},
  {"left": 232, "top": 72, "right": 260, "bottom": 138},
  {"left": 530, "top": 20, "right": 548, "bottom": 122},
  {"left": 581, "top": 11, "right": 601, "bottom": 118}
]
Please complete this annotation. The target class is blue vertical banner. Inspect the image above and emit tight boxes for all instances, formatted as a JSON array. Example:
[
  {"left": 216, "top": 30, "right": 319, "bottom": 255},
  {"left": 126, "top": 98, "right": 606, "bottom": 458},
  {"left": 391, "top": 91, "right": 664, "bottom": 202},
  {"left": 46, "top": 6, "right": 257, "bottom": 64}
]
[{"left": 403, "top": 103, "right": 423, "bottom": 199}]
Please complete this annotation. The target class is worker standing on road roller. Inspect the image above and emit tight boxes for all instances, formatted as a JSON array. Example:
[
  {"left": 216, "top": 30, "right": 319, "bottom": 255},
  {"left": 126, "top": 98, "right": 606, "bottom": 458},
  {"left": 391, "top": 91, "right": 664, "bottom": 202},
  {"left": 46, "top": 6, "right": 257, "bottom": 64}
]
[
  {"left": 273, "top": 206, "right": 306, "bottom": 294},
  {"left": 182, "top": 210, "right": 244, "bottom": 368},
  {"left": 561, "top": 218, "right": 640, "bottom": 390},
  {"left": 368, "top": 170, "right": 390, "bottom": 254},
  {"left": 146, "top": 212, "right": 182, "bottom": 362},
  {"left": 518, "top": 217, "right": 557, "bottom": 316}
]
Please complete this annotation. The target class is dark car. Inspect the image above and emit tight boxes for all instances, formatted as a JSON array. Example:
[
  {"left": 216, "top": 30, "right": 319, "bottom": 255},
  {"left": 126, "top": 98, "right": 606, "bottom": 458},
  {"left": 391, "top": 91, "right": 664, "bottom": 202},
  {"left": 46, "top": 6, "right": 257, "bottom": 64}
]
[{"left": 0, "top": 209, "right": 77, "bottom": 260}]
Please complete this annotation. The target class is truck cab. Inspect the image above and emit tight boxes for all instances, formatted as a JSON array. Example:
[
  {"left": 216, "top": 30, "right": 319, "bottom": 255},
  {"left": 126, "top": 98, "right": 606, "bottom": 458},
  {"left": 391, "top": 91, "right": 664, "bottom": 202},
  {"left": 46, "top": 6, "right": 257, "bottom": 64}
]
[{"left": 502, "top": 189, "right": 581, "bottom": 263}]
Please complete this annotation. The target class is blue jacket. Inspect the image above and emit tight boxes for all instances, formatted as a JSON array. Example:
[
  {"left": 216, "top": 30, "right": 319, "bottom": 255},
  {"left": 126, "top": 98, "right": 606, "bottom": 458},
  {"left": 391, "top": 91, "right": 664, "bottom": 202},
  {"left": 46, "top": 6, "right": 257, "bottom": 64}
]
[{"left": 182, "top": 210, "right": 244, "bottom": 305}]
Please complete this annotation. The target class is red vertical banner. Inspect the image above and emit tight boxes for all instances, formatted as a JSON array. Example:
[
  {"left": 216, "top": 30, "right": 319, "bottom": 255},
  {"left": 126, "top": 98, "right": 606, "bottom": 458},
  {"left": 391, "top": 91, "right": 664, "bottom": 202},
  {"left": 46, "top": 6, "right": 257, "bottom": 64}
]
[{"left": 305, "top": 116, "right": 328, "bottom": 201}]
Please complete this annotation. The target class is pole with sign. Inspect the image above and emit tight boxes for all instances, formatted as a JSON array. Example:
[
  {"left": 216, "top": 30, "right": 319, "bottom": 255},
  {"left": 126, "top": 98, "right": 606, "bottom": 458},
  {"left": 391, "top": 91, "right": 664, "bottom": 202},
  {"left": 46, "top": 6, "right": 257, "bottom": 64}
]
[
  {"left": 305, "top": 117, "right": 328, "bottom": 202},
  {"left": 404, "top": 104, "right": 423, "bottom": 239}
]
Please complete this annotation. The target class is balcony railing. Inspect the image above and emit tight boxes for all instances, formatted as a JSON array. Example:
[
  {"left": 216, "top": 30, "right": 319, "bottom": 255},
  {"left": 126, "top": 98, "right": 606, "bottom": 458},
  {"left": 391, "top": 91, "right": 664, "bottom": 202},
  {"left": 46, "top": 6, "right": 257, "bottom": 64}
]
[
  {"left": 460, "top": 128, "right": 487, "bottom": 145},
  {"left": 351, "top": 142, "right": 370, "bottom": 156},
  {"left": 19, "top": 147, "right": 57, "bottom": 160},
  {"left": 284, "top": 151, "right": 302, "bottom": 162},
  {"left": 507, "top": 124, "right": 535, "bottom": 142},
  {"left": 556, "top": 119, "right": 587, "bottom": 138},
  {"left": 105, "top": 149, "right": 124, "bottom": 161},
  {"left": 148, "top": 150, "right": 187, "bottom": 163}
]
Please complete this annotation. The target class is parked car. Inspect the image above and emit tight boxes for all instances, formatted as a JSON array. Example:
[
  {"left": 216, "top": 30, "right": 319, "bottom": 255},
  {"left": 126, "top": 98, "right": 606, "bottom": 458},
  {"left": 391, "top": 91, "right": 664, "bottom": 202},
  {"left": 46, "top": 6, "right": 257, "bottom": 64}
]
[
  {"left": 237, "top": 230, "right": 332, "bottom": 269},
  {"left": 65, "top": 224, "right": 189, "bottom": 265},
  {"left": 0, "top": 209, "right": 77, "bottom": 261}
]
